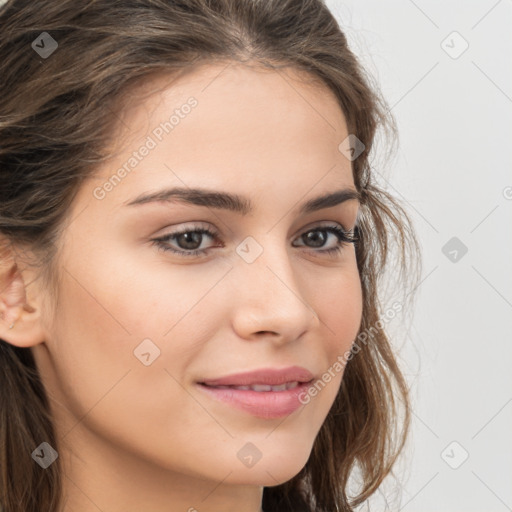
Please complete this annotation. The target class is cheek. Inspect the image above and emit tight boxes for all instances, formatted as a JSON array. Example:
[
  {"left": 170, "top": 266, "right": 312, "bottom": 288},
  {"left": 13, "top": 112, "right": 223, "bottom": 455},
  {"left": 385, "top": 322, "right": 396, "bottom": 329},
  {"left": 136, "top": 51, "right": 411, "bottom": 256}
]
[
  {"left": 293, "top": 259, "right": 362, "bottom": 412},
  {"left": 45, "top": 272, "right": 138, "bottom": 426},
  {"left": 44, "top": 248, "right": 231, "bottom": 431},
  {"left": 44, "top": 267, "right": 226, "bottom": 471},
  {"left": 317, "top": 261, "right": 363, "bottom": 355}
]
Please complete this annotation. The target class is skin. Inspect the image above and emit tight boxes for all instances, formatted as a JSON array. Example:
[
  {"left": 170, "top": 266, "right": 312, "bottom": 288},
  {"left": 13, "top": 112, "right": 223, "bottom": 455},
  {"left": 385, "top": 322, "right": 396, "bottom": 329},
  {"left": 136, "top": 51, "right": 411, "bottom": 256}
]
[{"left": 0, "top": 61, "right": 363, "bottom": 512}]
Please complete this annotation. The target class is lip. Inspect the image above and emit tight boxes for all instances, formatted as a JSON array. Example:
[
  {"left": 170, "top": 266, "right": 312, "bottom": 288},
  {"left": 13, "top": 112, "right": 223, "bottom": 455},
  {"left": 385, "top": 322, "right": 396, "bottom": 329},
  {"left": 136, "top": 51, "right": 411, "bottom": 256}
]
[
  {"left": 200, "top": 366, "right": 314, "bottom": 387},
  {"left": 197, "top": 366, "right": 314, "bottom": 419}
]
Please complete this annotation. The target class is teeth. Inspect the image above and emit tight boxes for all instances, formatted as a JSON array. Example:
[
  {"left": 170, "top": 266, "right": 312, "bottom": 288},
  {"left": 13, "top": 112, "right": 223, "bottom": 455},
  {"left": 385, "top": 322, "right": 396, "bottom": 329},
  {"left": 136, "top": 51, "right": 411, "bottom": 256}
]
[
  {"left": 204, "top": 381, "right": 301, "bottom": 391},
  {"left": 251, "top": 384, "right": 272, "bottom": 392},
  {"left": 270, "top": 384, "right": 287, "bottom": 391}
]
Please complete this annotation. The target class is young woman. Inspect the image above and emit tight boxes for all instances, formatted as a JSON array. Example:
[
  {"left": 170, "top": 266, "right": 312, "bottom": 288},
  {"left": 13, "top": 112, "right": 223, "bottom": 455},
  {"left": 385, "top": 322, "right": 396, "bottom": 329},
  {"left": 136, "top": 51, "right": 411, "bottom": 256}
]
[{"left": 0, "top": 1, "right": 421, "bottom": 511}]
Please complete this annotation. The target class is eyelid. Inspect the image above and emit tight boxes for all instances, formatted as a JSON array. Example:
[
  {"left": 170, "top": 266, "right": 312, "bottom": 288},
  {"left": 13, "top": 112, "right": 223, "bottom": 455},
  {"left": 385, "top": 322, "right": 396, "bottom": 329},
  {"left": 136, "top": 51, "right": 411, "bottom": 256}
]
[
  {"left": 299, "top": 219, "right": 352, "bottom": 234},
  {"left": 152, "top": 221, "right": 218, "bottom": 238},
  {"left": 153, "top": 220, "right": 352, "bottom": 242},
  {"left": 151, "top": 220, "right": 357, "bottom": 258}
]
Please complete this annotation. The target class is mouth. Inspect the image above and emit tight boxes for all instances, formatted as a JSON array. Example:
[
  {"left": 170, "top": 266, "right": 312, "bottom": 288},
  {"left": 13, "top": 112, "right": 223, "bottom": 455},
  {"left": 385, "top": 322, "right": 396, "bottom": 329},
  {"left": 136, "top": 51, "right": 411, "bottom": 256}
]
[
  {"left": 196, "top": 381, "right": 313, "bottom": 419},
  {"left": 196, "top": 366, "right": 315, "bottom": 419},
  {"left": 200, "top": 381, "right": 303, "bottom": 392},
  {"left": 198, "top": 365, "right": 315, "bottom": 388}
]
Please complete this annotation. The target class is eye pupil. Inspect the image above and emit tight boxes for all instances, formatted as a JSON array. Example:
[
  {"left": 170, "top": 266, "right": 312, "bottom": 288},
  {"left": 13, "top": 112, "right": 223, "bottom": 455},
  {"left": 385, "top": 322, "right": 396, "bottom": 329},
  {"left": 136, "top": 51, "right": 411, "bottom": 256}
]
[
  {"left": 304, "top": 230, "right": 326, "bottom": 247},
  {"left": 178, "top": 232, "right": 202, "bottom": 250}
]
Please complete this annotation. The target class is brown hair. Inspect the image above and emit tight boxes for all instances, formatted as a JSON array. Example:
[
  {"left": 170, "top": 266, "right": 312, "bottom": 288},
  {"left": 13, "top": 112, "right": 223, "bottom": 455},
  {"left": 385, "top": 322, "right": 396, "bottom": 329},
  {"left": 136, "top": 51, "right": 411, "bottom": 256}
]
[{"left": 0, "top": 0, "right": 421, "bottom": 510}]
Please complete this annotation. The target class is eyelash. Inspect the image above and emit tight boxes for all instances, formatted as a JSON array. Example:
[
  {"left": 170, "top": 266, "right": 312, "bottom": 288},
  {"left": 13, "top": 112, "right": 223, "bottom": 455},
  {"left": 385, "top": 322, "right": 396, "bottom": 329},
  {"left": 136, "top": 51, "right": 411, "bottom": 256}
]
[{"left": 151, "top": 224, "right": 359, "bottom": 258}]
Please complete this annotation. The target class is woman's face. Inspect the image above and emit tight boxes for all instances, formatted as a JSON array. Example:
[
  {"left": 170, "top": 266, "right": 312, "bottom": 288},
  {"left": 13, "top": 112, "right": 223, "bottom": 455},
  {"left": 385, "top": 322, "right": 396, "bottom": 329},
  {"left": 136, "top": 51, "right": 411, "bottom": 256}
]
[{"left": 31, "top": 62, "right": 363, "bottom": 502}]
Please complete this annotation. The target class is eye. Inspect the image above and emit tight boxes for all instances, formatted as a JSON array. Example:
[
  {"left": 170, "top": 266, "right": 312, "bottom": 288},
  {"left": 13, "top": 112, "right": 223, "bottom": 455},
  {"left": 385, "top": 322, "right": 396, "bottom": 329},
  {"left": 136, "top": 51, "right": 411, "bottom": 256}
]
[
  {"left": 151, "top": 223, "right": 359, "bottom": 258},
  {"left": 151, "top": 226, "right": 219, "bottom": 257},
  {"left": 292, "top": 224, "right": 359, "bottom": 256}
]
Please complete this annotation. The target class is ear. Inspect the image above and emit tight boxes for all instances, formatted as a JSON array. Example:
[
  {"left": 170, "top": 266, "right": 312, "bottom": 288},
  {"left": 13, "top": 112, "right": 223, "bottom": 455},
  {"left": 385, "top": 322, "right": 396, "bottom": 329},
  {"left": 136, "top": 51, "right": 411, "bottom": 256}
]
[{"left": 0, "top": 239, "right": 46, "bottom": 348}]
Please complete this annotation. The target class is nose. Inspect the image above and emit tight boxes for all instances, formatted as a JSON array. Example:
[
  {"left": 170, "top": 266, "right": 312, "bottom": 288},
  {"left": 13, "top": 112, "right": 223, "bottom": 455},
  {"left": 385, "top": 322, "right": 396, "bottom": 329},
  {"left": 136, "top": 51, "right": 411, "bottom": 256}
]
[{"left": 229, "top": 241, "right": 319, "bottom": 344}]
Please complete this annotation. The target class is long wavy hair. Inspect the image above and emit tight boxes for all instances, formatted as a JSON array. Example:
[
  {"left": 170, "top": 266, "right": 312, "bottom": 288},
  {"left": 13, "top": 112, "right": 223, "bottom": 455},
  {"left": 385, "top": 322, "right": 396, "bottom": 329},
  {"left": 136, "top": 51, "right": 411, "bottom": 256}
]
[{"left": 0, "top": 0, "right": 421, "bottom": 510}]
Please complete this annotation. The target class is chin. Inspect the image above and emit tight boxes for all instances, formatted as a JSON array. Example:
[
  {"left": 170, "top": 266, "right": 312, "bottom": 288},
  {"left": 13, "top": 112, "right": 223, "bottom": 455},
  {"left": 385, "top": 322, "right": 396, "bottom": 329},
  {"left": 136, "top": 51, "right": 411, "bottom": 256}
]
[
  {"left": 222, "top": 444, "right": 312, "bottom": 487},
  {"left": 228, "top": 463, "right": 308, "bottom": 487}
]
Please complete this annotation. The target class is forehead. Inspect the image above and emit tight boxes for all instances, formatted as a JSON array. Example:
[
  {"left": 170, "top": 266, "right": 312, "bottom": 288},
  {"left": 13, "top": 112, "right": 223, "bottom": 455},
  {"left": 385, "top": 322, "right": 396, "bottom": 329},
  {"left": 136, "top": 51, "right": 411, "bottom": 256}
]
[
  {"left": 84, "top": 61, "right": 355, "bottom": 213},
  {"left": 110, "top": 60, "right": 349, "bottom": 156},
  {"left": 117, "top": 61, "right": 346, "bottom": 129}
]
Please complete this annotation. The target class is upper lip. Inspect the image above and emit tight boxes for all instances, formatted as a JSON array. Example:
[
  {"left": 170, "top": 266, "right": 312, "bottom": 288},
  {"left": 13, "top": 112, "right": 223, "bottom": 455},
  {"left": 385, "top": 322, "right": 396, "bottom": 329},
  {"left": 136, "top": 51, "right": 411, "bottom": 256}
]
[{"left": 200, "top": 365, "right": 314, "bottom": 387}]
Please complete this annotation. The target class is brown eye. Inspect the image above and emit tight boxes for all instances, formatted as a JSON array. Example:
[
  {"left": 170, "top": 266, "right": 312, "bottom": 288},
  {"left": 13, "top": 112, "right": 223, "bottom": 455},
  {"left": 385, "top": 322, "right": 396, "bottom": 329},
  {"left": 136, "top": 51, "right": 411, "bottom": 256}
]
[
  {"left": 293, "top": 225, "right": 358, "bottom": 254},
  {"left": 152, "top": 227, "right": 219, "bottom": 257}
]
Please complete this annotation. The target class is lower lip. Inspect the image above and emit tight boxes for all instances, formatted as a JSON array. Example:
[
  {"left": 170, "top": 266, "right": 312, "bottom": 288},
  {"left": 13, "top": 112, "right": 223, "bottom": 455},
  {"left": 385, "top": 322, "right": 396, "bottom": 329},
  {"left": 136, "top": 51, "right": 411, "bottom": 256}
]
[{"left": 197, "top": 382, "right": 312, "bottom": 419}]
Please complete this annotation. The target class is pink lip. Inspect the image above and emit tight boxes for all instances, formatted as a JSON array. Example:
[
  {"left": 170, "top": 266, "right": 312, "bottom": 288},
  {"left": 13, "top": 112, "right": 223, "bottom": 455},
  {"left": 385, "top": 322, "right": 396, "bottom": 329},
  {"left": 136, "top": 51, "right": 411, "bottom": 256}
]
[
  {"left": 200, "top": 366, "right": 314, "bottom": 387},
  {"left": 197, "top": 366, "right": 314, "bottom": 419}
]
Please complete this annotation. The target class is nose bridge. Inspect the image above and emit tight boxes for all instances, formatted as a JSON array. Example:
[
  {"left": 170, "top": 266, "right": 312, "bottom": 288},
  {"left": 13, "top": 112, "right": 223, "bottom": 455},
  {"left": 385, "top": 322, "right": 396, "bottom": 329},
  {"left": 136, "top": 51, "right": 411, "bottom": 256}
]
[{"left": 230, "top": 234, "right": 318, "bottom": 338}]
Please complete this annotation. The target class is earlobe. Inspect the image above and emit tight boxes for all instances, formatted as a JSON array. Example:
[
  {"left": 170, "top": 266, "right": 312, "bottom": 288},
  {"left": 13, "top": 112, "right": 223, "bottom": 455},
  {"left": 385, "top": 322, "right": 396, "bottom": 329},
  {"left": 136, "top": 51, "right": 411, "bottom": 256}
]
[{"left": 0, "top": 243, "right": 46, "bottom": 348}]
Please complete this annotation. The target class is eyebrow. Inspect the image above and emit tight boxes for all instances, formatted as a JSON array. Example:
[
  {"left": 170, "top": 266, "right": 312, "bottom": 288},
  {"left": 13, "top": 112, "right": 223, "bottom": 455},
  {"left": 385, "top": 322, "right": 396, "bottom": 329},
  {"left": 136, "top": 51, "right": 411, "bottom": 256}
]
[{"left": 124, "top": 186, "right": 360, "bottom": 215}]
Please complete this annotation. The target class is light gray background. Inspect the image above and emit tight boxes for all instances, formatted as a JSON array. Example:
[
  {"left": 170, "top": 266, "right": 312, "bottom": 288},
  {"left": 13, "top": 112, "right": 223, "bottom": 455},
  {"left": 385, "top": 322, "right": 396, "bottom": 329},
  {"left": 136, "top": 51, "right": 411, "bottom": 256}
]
[{"left": 325, "top": 0, "right": 512, "bottom": 510}]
